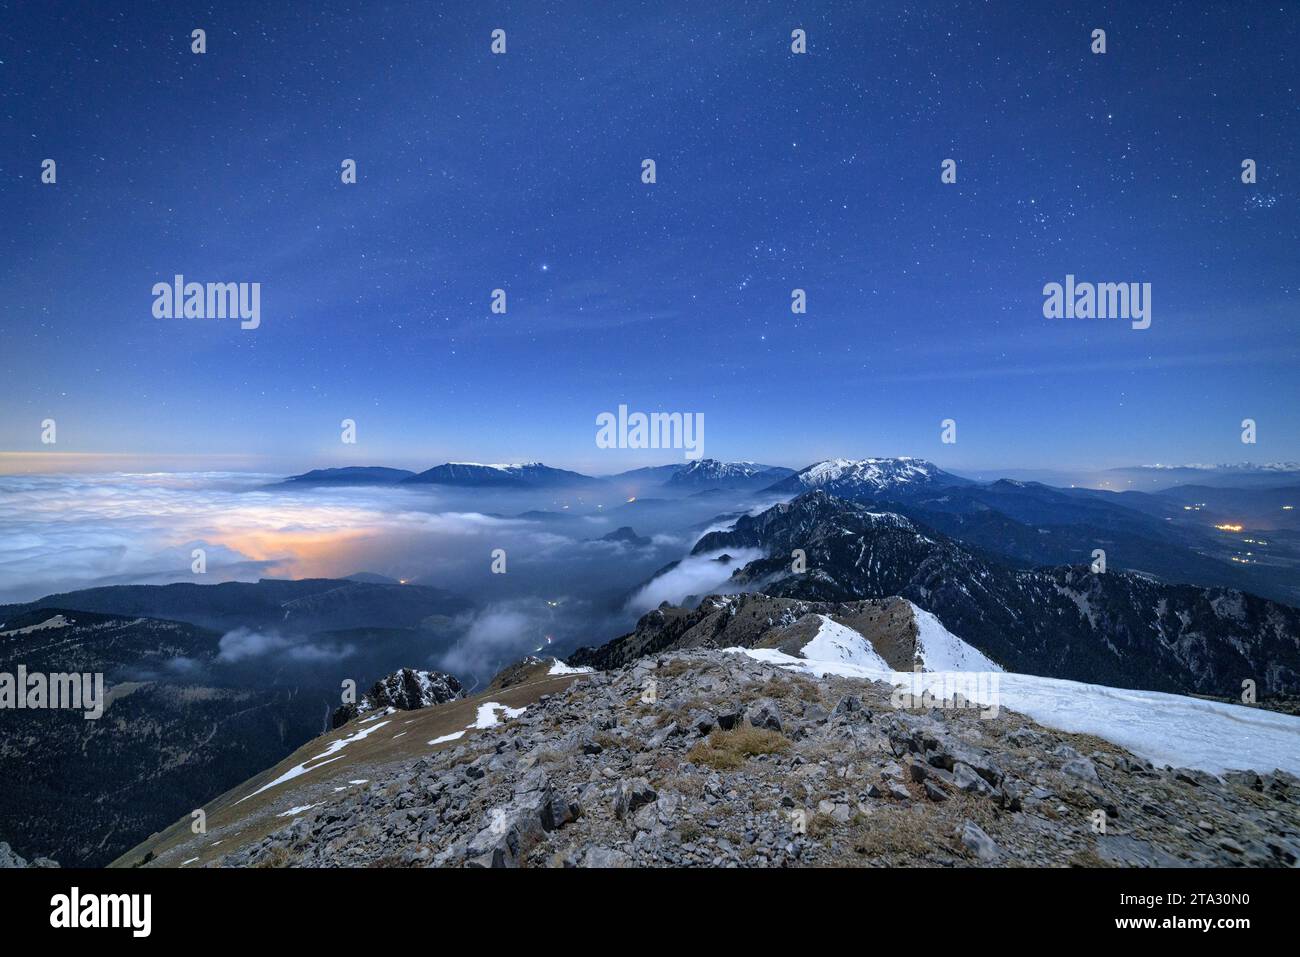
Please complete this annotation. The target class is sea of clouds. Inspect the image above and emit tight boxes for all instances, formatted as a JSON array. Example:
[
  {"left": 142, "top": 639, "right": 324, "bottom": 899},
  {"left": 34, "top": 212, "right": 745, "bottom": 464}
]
[{"left": 0, "top": 472, "right": 777, "bottom": 681}]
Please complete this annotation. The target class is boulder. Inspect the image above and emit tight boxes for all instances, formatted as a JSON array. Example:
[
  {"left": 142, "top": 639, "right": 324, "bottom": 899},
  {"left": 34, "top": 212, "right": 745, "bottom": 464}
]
[
  {"left": 960, "top": 820, "right": 1000, "bottom": 862},
  {"left": 614, "top": 778, "right": 657, "bottom": 820},
  {"left": 746, "top": 698, "right": 783, "bottom": 732}
]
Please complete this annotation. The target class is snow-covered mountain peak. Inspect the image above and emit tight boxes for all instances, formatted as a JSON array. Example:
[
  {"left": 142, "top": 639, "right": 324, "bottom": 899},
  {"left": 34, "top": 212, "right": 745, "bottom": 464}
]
[
  {"left": 768, "top": 457, "right": 965, "bottom": 496},
  {"left": 665, "top": 459, "right": 795, "bottom": 490},
  {"left": 674, "top": 459, "right": 766, "bottom": 479}
]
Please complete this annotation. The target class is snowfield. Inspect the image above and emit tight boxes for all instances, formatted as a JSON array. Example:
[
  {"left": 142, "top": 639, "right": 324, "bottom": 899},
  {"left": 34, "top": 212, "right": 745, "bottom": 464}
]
[
  {"left": 801, "top": 615, "right": 891, "bottom": 670},
  {"left": 733, "top": 618, "right": 1300, "bottom": 777},
  {"left": 908, "top": 602, "right": 1003, "bottom": 672}
]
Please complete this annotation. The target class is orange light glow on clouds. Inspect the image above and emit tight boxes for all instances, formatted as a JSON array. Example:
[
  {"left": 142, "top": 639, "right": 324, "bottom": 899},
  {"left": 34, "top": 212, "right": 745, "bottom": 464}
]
[
  {"left": 215, "top": 524, "right": 376, "bottom": 579},
  {"left": 0, "top": 452, "right": 272, "bottom": 475},
  {"left": 0, "top": 470, "right": 532, "bottom": 601}
]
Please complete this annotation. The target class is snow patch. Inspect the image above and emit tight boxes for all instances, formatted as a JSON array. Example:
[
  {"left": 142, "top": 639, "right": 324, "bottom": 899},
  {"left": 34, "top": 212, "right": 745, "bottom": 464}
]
[
  {"left": 800, "top": 615, "right": 891, "bottom": 670},
  {"left": 0, "top": 614, "right": 69, "bottom": 637},
  {"left": 470, "top": 703, "right": 526, "bottom": 729},
  {"left": 429, "top": 730, "right": 466, "bottom": 746},
  {"left": 236, "top": 720, "right": 391, "bottom": 802},
  {"left": 908, "top": 602, "right": 1003, "bottom": 672},
  {"left": 726, "top": 648, "right": 1300, "bottom": 777},
  {"left": 548, "top": 659, "right": 594, "bottom": 675}
]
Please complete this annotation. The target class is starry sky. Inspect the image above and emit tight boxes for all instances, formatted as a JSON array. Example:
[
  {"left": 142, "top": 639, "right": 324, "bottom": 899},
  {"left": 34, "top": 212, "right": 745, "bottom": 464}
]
[{"left": 2, "top": 1, "right": 1298, "bottom": 474}]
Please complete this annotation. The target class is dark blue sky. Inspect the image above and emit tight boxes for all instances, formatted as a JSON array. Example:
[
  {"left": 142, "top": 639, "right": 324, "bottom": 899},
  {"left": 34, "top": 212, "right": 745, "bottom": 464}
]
[{"left": 3, "top": 1, "right": 1297, "bottom": 473}]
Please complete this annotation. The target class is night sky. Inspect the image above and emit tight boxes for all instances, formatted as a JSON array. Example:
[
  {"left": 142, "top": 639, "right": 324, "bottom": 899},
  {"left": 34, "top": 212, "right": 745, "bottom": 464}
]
[{"left": 3, "top": 1, "right": 1298, "bottom": 474}]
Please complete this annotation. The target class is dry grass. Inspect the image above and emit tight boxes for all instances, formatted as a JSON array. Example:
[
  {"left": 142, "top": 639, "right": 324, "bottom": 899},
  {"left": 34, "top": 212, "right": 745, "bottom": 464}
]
[
  {"left": 252, "top": 844, "right": 292, "bottom": 868},
  {"left": 845, "top": 809, "right": 939, "bottom": 860},
  {"left": 1067, "top": 846, "right": 1116, "bottom": 868},
  {"left": 687, "top": 726, "right": 791, "bottom": 770},
  {"left": 657, "top": 695, "right": 710, "bottom": 721},
  {"left": 657, "top": 659, "right": 695, "bottom": 678},
  {"left": 739, "top": 674, "right": 824, "bottom": 708},
  {"left": 806, "top": 812, "right": 836, "bottom": 838},
  {"left": 654, "top": 772, "right": 706, "bottom": 800},
  {"left": 833, "top": 789, "right": 1003, "bottom": 865}
]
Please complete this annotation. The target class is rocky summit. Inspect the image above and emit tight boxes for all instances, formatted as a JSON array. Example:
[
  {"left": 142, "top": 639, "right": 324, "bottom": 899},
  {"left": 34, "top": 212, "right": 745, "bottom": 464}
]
[
  {"left": 332, "top": 668, "right": 464, "bottom": 729},
  {"left": 0, "top": 842, "right": 58, "bottom": 869},
  {"left": 127, "top": 649, "right": 1300, "bottom": 869}
]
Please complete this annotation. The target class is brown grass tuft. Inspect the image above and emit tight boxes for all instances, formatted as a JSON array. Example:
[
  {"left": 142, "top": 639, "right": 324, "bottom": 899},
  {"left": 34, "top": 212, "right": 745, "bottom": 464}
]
[{"left": 687, "top": 725, "right": 791, "bottom": 770}]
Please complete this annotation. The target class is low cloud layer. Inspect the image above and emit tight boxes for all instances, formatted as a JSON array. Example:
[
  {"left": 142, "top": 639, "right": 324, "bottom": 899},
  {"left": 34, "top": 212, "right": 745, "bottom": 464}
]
[
  {"left": 626, "top": 547, "right": 765, "bottom": 613},
  {"left": 0, "top": 471, "right": 779, "bottom": 684},
  {"left": 217, "top": 628, "right": 356, "bottom": 664},
  {"left": 0, "top": 473, "right": 584, "bottom": 603}
]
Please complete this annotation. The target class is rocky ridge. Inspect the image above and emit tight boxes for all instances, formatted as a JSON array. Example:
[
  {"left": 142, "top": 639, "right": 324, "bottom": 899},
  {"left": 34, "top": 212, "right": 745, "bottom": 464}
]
[
  {"left": 202, "top": 649, "right": 1300, "bottom": 869},
  {"left": 0, "top": 842, "right": 59, "bottom": 869},
  {"left": 569, "top": 593, "right": 921, "bottom": 671}
]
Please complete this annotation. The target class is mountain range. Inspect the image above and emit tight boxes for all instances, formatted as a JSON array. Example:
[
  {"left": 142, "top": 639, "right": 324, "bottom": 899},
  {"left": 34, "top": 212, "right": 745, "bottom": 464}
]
[
  {"left": 277, "top": 459, "right": 795, "bottom": 492},
  {"left": 277, "top": 458, "right": 1300, "bottom": 494},
  {"left": 271, "top": 458, "right": 1300, "bottom": 604},
  {"left": 677, "top": 491, "right": 1300, "bottom": 696},
  {"left": 664, "top": 460, "right": 794, "bottom": 489},
  {"left": 402, "top": 462, "right": 603, "bottom": 488}
]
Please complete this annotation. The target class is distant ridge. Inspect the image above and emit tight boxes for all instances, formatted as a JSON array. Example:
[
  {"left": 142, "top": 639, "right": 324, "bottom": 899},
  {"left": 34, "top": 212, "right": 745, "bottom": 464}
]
[
  {"left": 665, "top": 459, "right": 794, "bottom": 490},
  {"left": 401, "top": 462, "right": 602, "bottom": 488},
  {"left": 278, "top": 467, "right": 415, "bottom": 486}
]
